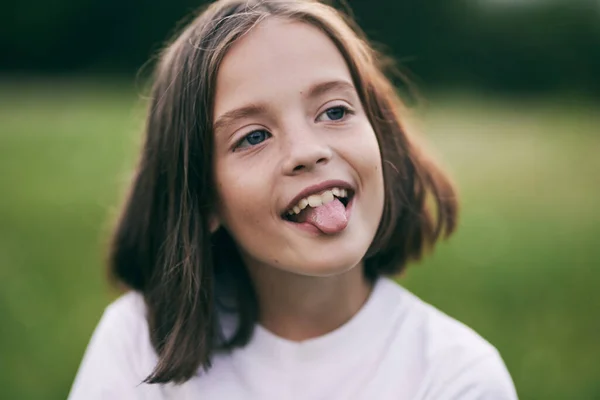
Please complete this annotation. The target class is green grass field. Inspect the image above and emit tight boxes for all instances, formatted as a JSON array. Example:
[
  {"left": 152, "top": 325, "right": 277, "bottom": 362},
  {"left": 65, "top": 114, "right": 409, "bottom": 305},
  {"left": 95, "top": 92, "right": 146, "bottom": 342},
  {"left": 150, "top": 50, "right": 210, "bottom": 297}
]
[{"left": 1, "top": 82, "right": 598, "bottom": 399}]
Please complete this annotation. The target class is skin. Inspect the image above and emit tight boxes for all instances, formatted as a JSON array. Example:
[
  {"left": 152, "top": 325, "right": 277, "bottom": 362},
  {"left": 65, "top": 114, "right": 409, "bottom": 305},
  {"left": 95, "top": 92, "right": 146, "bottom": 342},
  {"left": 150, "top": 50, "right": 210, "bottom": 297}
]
[{"left": 212, "top": 18, "right": 385, "bottom": 340}]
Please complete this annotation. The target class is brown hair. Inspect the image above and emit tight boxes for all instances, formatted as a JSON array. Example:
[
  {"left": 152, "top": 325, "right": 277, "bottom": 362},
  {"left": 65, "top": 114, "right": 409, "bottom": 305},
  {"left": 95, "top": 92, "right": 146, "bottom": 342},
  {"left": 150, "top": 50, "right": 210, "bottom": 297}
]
[{"left": 109, "top": 0, "right": 458, "bottom": 385}]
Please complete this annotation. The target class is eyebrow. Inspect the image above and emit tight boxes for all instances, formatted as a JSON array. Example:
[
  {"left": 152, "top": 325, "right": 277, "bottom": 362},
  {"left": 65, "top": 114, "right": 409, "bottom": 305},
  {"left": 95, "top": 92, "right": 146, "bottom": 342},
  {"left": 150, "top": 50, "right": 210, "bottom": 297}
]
[
  {"left": 305, "top": 80, "right": 356, "bottom": 100},
  {"left": 212, "top": 80, "right": 356, "bottom": 134},
  {"left": 213, "top": 103, "right": 268, "bottom": 135}
]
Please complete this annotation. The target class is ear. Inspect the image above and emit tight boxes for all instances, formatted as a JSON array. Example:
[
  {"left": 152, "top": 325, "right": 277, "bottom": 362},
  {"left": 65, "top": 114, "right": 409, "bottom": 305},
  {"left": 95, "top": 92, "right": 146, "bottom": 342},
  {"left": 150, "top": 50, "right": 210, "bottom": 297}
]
[{"left": 209, "top": 213, "right": 221, "bottom": 233}]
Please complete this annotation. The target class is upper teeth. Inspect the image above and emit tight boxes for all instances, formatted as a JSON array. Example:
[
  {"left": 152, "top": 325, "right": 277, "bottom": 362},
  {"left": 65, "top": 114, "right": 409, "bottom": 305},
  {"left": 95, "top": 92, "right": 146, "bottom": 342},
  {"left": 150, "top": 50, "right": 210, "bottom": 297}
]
[{"left": 287, "top": 188, "right": 349, "bottom": 215}]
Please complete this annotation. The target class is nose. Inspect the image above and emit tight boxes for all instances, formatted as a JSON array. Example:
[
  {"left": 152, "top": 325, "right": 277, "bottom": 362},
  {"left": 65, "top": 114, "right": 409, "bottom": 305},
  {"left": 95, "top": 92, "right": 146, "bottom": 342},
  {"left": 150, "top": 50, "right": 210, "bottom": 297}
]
[{"left": 281, "top": 125, "right": 333, "bottom": 175}]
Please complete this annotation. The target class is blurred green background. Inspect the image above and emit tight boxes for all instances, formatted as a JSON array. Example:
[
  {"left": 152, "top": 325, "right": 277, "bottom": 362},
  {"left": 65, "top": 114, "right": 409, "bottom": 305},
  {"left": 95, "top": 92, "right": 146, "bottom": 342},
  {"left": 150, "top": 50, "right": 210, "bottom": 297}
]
[{"left": 1, "top": 0, "right": 599, "bottom": 399}]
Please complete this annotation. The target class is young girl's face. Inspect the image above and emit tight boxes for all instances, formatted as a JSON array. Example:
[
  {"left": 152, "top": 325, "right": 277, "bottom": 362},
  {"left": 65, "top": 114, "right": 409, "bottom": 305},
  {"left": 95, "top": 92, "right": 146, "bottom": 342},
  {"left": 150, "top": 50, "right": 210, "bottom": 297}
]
[{"left": 212, "top": 18, "right": 385, "bottom": 276}]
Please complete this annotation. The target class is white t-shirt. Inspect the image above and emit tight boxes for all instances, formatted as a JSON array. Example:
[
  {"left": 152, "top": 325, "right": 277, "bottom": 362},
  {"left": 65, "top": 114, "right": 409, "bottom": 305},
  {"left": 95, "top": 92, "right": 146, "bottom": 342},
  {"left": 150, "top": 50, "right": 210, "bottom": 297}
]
[{"left": 68, "top": 278, "right": 518, "bottom": 399}]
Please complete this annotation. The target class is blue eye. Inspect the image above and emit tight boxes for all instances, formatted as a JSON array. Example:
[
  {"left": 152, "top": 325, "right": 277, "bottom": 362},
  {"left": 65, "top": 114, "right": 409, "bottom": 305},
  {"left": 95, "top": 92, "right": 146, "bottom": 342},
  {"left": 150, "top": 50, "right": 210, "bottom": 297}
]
[
  {"left": 325, "top": 106, "right": 346, "bottom": 120},
  {"left": 236, "top": 129, "right": 270, "bottom": 149},
  {"left": 317, "top": 105, "right": 352, "bottom": 122}
]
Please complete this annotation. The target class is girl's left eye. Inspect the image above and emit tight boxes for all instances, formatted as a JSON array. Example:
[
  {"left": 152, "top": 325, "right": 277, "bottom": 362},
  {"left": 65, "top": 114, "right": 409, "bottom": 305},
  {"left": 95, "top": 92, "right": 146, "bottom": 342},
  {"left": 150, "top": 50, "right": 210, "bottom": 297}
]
[{"left": 317, "top": 105, "right": 352, "bottom": 122}]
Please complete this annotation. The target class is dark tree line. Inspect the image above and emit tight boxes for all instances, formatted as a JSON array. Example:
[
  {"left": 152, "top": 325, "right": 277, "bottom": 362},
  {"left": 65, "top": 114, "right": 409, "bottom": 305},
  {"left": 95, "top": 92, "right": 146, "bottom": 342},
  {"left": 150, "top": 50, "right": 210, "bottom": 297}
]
[{"left": 2, "top": 0, "right": 598, "bottom": 94}]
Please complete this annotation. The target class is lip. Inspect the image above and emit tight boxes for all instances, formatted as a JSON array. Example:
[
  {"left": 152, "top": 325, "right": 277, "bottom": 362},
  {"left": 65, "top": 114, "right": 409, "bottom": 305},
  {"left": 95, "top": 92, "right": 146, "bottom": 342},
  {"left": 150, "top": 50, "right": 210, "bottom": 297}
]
[{"left": 282, "top": 179, "right": 355, "bottom": 215}]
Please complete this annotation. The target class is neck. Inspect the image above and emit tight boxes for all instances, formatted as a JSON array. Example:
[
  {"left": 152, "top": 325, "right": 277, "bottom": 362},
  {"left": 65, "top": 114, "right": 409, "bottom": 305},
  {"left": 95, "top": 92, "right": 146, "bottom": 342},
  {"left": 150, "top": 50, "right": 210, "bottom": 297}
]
[{"left": 246, "top": 262, "right": 373, "bottom": 341}]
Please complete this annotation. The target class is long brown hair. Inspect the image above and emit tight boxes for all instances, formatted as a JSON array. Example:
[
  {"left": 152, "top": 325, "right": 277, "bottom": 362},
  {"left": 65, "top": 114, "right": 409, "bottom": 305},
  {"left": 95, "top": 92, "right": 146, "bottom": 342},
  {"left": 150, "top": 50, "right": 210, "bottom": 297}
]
[{"left": 109, "top": 0, "right": 458, "bottom": 385}]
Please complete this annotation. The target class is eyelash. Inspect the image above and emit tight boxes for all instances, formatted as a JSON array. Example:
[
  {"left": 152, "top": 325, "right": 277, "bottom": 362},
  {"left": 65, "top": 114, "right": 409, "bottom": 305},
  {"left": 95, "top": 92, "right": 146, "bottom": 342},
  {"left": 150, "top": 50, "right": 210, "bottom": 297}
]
[{"left": 233, "top": 105, "right": 354, "bottom": 151}]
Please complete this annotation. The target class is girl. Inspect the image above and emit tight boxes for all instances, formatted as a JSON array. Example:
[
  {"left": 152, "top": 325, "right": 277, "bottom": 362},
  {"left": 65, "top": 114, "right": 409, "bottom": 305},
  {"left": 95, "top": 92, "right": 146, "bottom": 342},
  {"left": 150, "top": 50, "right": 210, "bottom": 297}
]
[{"left": 69, "top": 0, "right": 517, "bottom": 399}]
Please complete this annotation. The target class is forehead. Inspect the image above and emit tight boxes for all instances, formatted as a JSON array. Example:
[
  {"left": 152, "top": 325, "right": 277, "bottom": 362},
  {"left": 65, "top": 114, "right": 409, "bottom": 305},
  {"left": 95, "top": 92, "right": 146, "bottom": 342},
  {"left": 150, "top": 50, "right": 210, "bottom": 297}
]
[{"left": 213, "top": 18, "right": 353, "bottom": 117}]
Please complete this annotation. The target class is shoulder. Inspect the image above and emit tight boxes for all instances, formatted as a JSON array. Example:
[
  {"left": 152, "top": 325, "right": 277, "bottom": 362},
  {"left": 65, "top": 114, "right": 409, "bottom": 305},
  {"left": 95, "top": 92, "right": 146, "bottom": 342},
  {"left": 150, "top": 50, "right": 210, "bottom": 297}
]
[
  {"left": 380, "top": 279, "right": 518, "bottom": 399},
  {"left": 380, "top": 279, "right": 495, "bottom": 358},
  {"left": 101, "top": 291, "right": 149, "bottom": 334},
  {"left": 89, "top": 291, "right": 154, "bottom": 365},
  {"left": 68, "top": 292, "right": 162, "bottom": 399}
]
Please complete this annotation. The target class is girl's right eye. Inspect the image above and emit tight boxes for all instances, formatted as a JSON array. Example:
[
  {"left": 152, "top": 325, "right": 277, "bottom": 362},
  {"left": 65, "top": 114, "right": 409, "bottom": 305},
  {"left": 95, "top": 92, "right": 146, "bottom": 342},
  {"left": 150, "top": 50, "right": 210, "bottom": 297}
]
[{"left": 235, "top": 129, "right": 271, "bottom": 150}]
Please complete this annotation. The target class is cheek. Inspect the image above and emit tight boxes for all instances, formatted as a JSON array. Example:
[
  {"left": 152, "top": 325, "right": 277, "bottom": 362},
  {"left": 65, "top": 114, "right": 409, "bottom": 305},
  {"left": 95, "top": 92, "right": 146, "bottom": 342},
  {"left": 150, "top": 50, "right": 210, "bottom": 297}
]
[
  {"left": 349, "top": 123, "right": 385, "bottom": 215},
  {"left": 348, "top": 122, "right": 384, "bottom": 177},
  {"left": 217, "top": 174, "right": 249, "bottom": 219},
  {"left": 214, "top": 159, "right": 272, "bottom": 228}
]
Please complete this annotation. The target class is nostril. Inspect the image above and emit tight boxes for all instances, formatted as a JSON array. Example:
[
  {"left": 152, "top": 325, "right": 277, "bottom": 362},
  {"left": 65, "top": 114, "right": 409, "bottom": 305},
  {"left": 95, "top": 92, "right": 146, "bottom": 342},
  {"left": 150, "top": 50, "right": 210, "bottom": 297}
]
[
  {"left": 286, "top": 151, "right": 331, "bottom": 174},
  {"left": 291, "top": 157, "right": 327, "bottom": 173}
]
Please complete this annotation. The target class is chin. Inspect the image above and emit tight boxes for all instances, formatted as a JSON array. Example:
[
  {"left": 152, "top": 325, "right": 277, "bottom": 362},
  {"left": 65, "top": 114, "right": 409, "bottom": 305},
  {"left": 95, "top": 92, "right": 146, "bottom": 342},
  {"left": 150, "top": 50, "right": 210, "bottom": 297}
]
[{"left": 287, "top": 248, "right": 365, "bottom": 277}]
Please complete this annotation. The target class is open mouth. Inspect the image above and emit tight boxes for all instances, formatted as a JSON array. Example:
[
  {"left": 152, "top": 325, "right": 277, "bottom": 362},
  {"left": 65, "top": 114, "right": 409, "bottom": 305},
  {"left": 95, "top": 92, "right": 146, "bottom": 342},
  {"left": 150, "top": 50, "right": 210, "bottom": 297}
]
[{"left": 282, "top": 187, "right": 355, "bottom": 223}]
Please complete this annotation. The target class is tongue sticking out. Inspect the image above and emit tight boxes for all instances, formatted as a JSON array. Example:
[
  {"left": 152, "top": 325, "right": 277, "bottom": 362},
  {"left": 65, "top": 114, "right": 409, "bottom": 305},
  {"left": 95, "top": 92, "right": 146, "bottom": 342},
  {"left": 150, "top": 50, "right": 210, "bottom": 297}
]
[{"left": 300, "top": 198, "right": 348, "bottom": 234}]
